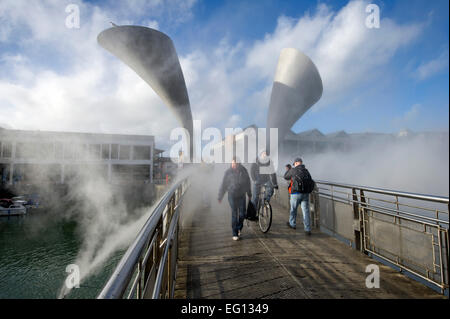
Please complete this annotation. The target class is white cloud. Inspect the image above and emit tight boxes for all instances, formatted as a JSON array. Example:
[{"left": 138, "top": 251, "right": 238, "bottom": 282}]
[
  {"left": 391, "top": 103, "right": 421, "bottom": 129},
  {"left": 179, "top": 39, "right": 250, "bottom": 129},
  {"left": 144, "top": 19, "right": 160, "bottom": 30},
  {"left": 414, "top": 49, "right": 449, "bottom": 80},
  {"left": 0, "top": 0, "right": 428, "bottom": 150},
  {"left": 110, "top": 0, "right": 197, "bottom": 25},
  {"left": 0, "top": 1, "right": 183, "bottom": 141},
  {"left": 224, "top": 114, "right": 242, "bottom": 128},
  {"left": 246, "top": 0, "right": 422, "bottom": 109}
]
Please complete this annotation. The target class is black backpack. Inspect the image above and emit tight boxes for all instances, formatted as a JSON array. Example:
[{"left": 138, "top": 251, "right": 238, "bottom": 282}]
[{"left": 293, "top": 167, "right": 315, "bottom": 194}]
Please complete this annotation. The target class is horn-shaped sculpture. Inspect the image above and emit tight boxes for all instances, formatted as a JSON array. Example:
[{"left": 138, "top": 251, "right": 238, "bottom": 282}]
[
  {"left": 97, "top": 25, "right": 193, "bottom": 155},
  {"left": 267, "top": 48, "right": 323, "bottom": 145}
]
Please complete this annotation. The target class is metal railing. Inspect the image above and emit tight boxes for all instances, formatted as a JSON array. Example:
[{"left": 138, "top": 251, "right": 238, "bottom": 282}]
[
  {"left": 312, "top": 180, "right": 449, "bottom": 294},
  {"left": 100, "top": 172, "right": 448, "bottom": 296},
  {"left": 98, "top": 177, "right": 189, "bottom": 299}
]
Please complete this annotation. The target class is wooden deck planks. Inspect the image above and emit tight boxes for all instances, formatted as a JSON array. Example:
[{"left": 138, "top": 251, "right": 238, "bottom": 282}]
[{"left": 174, "top": 193, "right": 445, "bottom": 299}]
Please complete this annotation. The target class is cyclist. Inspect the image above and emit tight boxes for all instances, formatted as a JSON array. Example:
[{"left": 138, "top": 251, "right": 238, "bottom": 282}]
[{"left": 250, "top": 150, "right": 278, "bottom": 210}]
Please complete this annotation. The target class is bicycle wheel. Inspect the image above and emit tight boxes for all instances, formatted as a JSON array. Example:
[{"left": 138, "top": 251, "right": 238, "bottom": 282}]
[{"left": 258, "top": 201, "right": 272, "bottom": 233}]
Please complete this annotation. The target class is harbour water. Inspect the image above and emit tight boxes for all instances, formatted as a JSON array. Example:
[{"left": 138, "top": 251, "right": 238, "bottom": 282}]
[{"left": 0, "top": 211, "right": 124, "bottom": 299}]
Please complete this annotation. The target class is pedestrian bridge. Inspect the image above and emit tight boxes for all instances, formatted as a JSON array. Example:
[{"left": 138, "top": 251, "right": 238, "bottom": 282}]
[{"left": 98, "top": 176, "right": 449, "bottom": 299}]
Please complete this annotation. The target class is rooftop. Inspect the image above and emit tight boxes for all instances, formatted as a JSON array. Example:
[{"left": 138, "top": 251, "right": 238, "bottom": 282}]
[{"left": 0, "top": 127, "right": 155, "bottom": 143}]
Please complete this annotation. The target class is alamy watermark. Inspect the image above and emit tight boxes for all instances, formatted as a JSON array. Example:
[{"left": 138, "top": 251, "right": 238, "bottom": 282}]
[
  {"left": 65, "top": 264, "right": 80, "bottom": 289},
  {"left": 65, "top": 4, "right": 80, "bottom": 29},
  {"left": 365, "top": 4, "right": 380, "bottom": 29},
  {"left": 169, "top": 120, "right": 279, "bottom": 173},
  {"left": 365, "top": 264, "right": 380, "bottom": 288}
]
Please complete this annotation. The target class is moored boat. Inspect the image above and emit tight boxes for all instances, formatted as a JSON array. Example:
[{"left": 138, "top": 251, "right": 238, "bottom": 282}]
[{"left": 0, "top": 199, "right": 27, "bottom": 217}]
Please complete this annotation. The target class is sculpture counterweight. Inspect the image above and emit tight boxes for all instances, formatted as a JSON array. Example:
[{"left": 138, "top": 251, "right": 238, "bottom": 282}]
[
  {"left": 267, "top": 48, "right": 323, "bottom": 150},
  {"left": 97, "top": 25, "right": 193, "bottom": 157}
]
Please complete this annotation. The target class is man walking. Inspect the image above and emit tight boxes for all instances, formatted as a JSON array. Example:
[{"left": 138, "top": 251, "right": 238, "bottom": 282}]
[
  {"left": 218, "top": 157, "right": 252, "bottom": 241},
  {"left": 284, "top": 158, "right": 314, "bottom": 235}
]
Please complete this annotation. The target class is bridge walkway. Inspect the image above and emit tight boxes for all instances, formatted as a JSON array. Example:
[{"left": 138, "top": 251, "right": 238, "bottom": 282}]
[{"left": 174, "top": 195, "right": 445, "bottom": 299}]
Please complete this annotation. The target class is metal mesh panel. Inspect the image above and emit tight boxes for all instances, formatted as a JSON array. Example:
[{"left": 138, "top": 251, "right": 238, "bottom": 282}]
[
  {"left": 334, "top": 201, "right": 355, "bottom": 241},
  {"left": 364, "top": 210, "right": 442, "bottom": 283},
  {"left": 320, "top": 197, "right": 335, "bottom": 232},
  {"left": 319, "top": 197, "right": 354, "bottom": 242}
]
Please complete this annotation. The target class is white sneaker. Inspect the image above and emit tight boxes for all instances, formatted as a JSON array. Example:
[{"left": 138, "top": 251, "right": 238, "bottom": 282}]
[{"left": 233, "top": 236, "right": 239, "bottom": 241}]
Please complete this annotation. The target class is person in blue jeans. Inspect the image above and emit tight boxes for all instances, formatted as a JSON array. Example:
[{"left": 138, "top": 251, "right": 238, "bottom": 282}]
[
  {"left": 218, "top": 157, "right": 252, "bottom": 241},
  {"left": 283, "top": 158, "right": 312, "bottom": 235}
]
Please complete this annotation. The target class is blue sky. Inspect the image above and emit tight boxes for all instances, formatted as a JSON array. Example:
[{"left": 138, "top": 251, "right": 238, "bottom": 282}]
[{"left": 0, "top": 0, "right": 448, "bottom": 149}]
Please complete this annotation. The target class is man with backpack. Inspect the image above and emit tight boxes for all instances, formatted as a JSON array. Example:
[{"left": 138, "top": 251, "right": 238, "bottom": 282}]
[
  {"left": 218, "top": 157, "right": 252, "bottom": 241},
  {"left": 284, "top": 157, "right": 315, "bottom": 235}
]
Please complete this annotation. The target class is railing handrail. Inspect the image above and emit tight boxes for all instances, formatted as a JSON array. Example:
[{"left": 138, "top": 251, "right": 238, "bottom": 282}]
[
  {"left": 152, "top": 202, "right": 181, "bottom": 298},
  {"left": 97, "top": 177, "right": 187, "bottom": 299},
  {"left": 277, "top": 175, "right": 449, "bottom": 203},
  {"left": 277, "top": 177, "right": 449, "bottom": 204},
  {"left": 317, "top": 192, "right": 449, "bottom": 225},
  {"left": 315, "top": 180, "right": 449, "bottom": 204}
]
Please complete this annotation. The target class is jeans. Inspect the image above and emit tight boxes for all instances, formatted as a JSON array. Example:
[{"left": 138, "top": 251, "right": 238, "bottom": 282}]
[
  {"left": 289, "top": 193, "right": 311, "bottom": 232},
  {"left": 228, "top": 194, "right": 246, "bottom": 236},
  {"left": 251, "top": 181, "right": 274, "bottom": 209}
]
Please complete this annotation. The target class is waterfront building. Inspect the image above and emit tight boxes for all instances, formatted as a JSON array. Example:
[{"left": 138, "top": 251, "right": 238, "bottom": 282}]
[
  {"left": 153, "top": 148, "right": 178, "bottom": 184},
  {"left": 0, "top": 127, "right": 156, "bottom": 186},
  {"left": 210, "top": 124, "right": 449, "bottom": 171}
]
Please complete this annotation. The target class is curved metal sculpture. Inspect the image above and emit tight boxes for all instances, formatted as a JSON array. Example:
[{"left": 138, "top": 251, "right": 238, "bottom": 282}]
[
  {"left": 97, "top": 25, "right": 193, "bottom": 143},
  {"left": 267, "top": 48, "right": 323, "bottom": 143}
]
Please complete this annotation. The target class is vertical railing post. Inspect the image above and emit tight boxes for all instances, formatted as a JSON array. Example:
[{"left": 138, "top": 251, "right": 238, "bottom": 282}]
[
  {"left": 447, "top": 204, "right": 450, "bottom": 295},
  {"left": 174, "top": 217, "right": 179, "bottom": 297},
  {"left": 352, "top": 188, "right": 363, "bottom": 252},
  {"left": 359, "top": 189, "right": 368, "bottom": 255},
  {"left": 155, "top": 217, "right": 163, "bottom": 298},
  {"left": 311, "top": 185, "right": 320, "bottom": 229},
  {"left": 437, "top": 228, "right": 445, "bottom": 294},
  {"left": 167, "top": 240, "right": 171, "bottom": 298},
  {"left": 143, "top": 234, "right": 153, "bottom": 298},
  {"left": 136, "top": 262, "right": 142, "bottom": 299}
]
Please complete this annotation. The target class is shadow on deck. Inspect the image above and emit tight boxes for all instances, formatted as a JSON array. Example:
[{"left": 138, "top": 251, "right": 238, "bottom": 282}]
[{"left": 174, "top": 195, "right": 445, "bottom": 299}]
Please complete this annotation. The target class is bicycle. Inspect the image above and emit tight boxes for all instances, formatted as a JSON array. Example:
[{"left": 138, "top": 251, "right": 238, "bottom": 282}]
[{"left": 254, "top": 184, "right": 273, "bottom": 233}]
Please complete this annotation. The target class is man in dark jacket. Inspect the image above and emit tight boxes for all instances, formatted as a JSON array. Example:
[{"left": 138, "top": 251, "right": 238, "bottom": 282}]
[
  {"left": 284, "top": 158, "right": 312, "bottom": 235},
  {"left": 250, "top": 150, "right": 278, "bottom": 209},
  {"left": 218, "top": 157, "right": 252, "bottom": 241}
]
